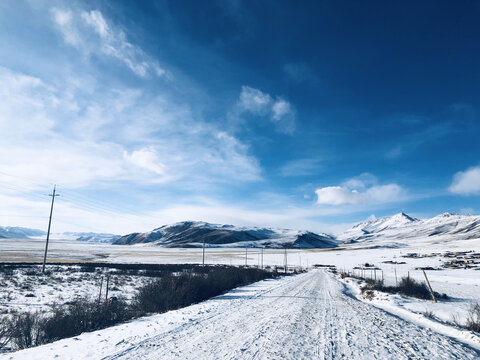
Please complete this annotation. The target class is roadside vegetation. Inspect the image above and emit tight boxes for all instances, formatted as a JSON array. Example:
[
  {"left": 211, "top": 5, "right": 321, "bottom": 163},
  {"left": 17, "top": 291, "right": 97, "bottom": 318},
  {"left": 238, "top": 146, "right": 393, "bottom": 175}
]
[
  {"left": 337, "top": 268, "right": 448, "bottom": 301},
  {"left": 335, "top": 268, "right": 480, "bottom": 335},
  {"left": 452, "top": 302, "right": 480, "bottom": 333},
  {"left": 360, "top": 276, "right": 448, "bottom": 301},
  {"left": 0, "top": 264, "right": 283, "bottom": 351}
]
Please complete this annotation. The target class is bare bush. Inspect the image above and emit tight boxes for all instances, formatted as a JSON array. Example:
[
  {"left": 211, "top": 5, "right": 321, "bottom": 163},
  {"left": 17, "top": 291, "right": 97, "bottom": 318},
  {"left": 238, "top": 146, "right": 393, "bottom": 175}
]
[
  {"left": 9, "top": 313, "right": 43, "bottom": 350},
  {"left": 363, "top": 290, "right": 375, "bottom": 301},
  {"left": 423, "top": 310, "right": 436, "bottom": 319},
  {"left": 134, "top": 267, "right": 277, "bottom": 315},
  {"left": 465, "top": 302, "right": 480, "bottom": 332},
  {"left": 361, "top": 276, "right": 447, "bottom": 301},
  {"left": 0, "top": 318, "right": 11, "bottom": 350},
  {"left": 41, "top": 298, "right": 132, "bottom": 343},
  {"left": 451, "top": 313, "right": 463, "bottom": 328}
]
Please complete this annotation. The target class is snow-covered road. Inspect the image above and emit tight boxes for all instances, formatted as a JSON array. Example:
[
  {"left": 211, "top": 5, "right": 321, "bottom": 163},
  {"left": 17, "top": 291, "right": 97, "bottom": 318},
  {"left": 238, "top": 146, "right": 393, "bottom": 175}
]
[{"left": 4, "top": 270, "right": 479, "bottom": 359}]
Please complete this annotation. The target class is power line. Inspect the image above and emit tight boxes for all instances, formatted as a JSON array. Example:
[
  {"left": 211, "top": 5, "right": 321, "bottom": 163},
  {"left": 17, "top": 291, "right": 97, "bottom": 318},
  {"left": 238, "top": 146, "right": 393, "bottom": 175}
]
[
  {"left": 58, "top": 196, "right": 158, "bottom": 230},
  {"left": 0, "top": 171, "right": 148, "bottom": 218},
  {"left": 0, "top": 181, "right": 50, "bottom": 202},
  {"left": 0, "top": 172, "right": 160, "bottom": 232}
]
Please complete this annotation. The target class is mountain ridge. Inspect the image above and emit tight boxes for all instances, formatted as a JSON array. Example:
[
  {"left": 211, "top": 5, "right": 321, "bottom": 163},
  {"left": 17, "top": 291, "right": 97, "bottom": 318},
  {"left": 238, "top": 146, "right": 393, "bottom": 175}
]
[
  {"left": 3, "top": 211, "right": 480, "bottom": 247},
  {"left": 338, "top": 212, "right": 480, "bottom": 243},
  {"left": 114, "top": 221, "right": 339, "bottom": 249}
]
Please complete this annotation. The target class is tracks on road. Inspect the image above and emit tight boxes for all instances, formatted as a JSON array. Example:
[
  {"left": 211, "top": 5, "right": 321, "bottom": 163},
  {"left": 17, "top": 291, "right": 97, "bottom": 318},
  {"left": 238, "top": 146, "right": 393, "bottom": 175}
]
[{"left": 105, "top": 270, "right": 479, "bottom": 360}]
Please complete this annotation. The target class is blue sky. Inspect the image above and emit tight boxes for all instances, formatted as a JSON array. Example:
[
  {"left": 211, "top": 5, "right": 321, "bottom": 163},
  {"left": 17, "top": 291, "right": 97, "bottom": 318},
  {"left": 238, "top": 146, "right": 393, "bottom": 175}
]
[{"left": 1, "top": 0, "right": 480, "bottom": 234}]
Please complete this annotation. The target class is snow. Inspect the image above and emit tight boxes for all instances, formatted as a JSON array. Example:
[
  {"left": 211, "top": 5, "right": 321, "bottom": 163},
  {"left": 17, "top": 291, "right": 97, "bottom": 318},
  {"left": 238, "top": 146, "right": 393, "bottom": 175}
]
[
  {"left": 338, "top": 212, "right": 480, "bottom": 244},
  {"left": 0, "top": 265, "right": 150, "bottom": 316},
  {"left": 3, "top": 270, "right": 478, "bottom": 359},
  {"left": 339, "top": 276, "right": 480, "bottom": 352}
]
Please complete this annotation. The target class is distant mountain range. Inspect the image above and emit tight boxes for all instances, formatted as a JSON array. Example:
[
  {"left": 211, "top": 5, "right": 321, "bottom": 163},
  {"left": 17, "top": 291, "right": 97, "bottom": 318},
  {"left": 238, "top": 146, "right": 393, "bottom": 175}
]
[
  {"left": 0, "top": 226, "right": 120, "bottom": 243},
  {"left": 3, "top": 212, "right": 480, "bottom": 248},
  {"left": 56, "top": 232, "right": 121, "bottom": 243},
  {"left": 337, "top": 212, "right": 480, "bottom": 245},
  {"left": 0, "top": 226, "right": 46, "bottom": 239},
  {"left": 114, "top": 221, "right": 338, "bottom": 249}
]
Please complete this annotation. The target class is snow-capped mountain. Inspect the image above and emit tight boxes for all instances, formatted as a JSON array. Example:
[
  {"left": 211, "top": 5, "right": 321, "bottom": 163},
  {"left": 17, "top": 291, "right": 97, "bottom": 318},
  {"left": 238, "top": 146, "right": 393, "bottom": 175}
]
[
  {"left": 0, "top": 226, "right": 46, "bottom": 239},
  {"left": 114, "top": 221, "right": 339, "bottom": 249},
  {"left": 338, "top": 212, "right": 480, "bottom": 244}
]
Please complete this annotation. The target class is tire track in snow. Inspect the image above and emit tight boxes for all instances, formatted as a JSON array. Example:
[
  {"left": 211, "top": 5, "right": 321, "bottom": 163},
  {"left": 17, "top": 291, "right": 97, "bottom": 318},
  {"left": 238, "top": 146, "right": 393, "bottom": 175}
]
[{"left": 105, "top": 270, "right": 479, "bottom": 359}]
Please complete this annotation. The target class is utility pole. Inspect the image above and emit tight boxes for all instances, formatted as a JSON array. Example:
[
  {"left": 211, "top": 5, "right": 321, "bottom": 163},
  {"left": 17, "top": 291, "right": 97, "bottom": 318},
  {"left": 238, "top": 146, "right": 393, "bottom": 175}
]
[
  {"left": 245, "top": 246, "right": 248, "bottom": 266},
  {"left": 261, "top": 247, "right": 264, "bottom": 269},
  {"left": 42, "top": 185, "right": 59, "bottom": 274},
  {"left": 202, "top": 238, "right": 206, "bottom": 266},
  {"left": 284, "top": 247, "right": 288, "bottom": 273}
]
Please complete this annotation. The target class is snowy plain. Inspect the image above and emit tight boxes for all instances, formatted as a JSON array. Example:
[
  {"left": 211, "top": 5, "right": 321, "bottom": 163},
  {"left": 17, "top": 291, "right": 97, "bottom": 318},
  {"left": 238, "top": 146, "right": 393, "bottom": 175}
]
[{"left": 2, "top": 270, "right": 479, "bottom": 360}]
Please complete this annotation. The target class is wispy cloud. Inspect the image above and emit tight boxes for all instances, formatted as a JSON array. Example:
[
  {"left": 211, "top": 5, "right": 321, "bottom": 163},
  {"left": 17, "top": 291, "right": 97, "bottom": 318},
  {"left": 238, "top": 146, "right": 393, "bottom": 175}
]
[
  {"left": 236, "top": 86, "right": 296, "bottom": 134},
  {"left": 238, "top": 86, "right": 272, "bottom": 115},
  {"left": 386, "top": 123, "right": 452, "bottom": 159},
  {"left": 283, "top": 62, "right": 319, "bottom": 85},
  {"left": 279, "top": 158, "right": 321, "bottom": 177},
  {"left": 51, "top": 8, "right": 165, "bottom": 77},
  {"left": 0, "top": 66, "right": 260, "bottom": 188}
]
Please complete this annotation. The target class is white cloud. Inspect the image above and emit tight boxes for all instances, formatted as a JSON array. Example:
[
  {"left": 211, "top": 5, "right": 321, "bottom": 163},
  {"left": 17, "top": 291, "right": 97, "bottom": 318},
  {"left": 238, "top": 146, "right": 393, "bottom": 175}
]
[
  {"left": 51, "top": 8, "right": 80, "bottom": 46},
  {"left": 341, "top": 173, "right": 377, "bottom": 190},
  {"left": 237, "top": 86, "right": 296, "bottom": 134},
  {"left": 51, "top": 7, "right": 165, "bottom": 78},
  {"left": 81, "top": 10, "right": 109, "bottom": 38},
  {"left": 123, "top": 148, "right": 167, "bottom": 176},
  {"left": 449, "top": 166, "right": 480, "bottom": 195},
  {"left": 315, "top": 174, "right": 404, "bottom": 206},
  {"left": 316, "top": 186, "right": 361, "bottom": 205},
  {"left": 238, "top": 86, "right": 272, "bottom": 115},
  {"left": 271, "top": 99, "right": 295, "bottom": 134}
]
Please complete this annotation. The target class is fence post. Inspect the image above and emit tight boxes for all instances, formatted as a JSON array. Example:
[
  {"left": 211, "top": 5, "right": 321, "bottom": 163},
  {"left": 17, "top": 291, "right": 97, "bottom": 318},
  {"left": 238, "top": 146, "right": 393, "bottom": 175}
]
[
  {"left": 98, "top": 276, "right": 103, "bottom": 303},
  {"left": 105, "top": 274, "right": 110, "bottom": 302},
  {"left": 422, "top": 270, "right": 437, "bottom": 303},
  {"left": 395, "top": 268, "right": 398, "bottom": 286}
]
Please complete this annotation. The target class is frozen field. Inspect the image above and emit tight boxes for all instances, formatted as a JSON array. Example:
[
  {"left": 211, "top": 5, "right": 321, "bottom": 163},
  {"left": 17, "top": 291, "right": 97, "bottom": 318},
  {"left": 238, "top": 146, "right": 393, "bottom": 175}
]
[
  {"left": 0, "top": 264, "right": 153, "bottom": 317},
  {"left": 3, "top": 270, "right": 479, "bottom": 360}
]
